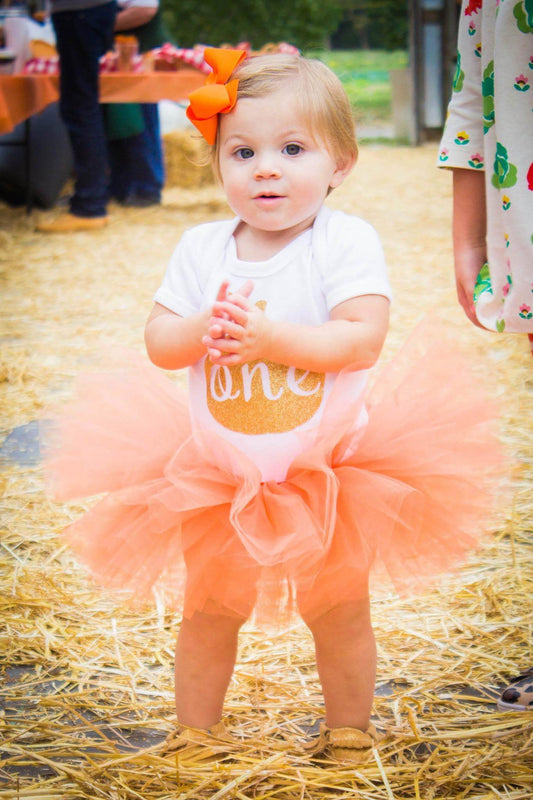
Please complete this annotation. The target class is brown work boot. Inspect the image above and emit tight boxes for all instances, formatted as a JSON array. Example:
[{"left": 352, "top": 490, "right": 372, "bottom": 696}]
[
  {"left": 304, "top": 721, "right": 380, "bottom": 765},
  {"left": 36, "top": 213, "right": 108, "bottom": 233},
  {"left": 160, "top": 720, "right": 239, "bottom": 763}
]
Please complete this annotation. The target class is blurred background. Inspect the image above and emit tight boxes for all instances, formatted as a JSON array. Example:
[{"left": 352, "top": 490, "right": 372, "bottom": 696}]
[
  {"left": 158, "top": 0, "right": 460, "bottom": 144},
  {"left": 0, "top": 0, "right": 460, "bottom": 206}
]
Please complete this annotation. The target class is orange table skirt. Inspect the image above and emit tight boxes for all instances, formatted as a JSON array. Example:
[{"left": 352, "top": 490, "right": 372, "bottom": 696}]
[{"left": 0, "top": 70, "right": 205, "bottom": 134}]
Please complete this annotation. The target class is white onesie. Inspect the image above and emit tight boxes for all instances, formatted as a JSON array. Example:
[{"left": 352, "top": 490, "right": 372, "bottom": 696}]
[{"left": 154, "top": 205, "right": 392, "bottom": 482}]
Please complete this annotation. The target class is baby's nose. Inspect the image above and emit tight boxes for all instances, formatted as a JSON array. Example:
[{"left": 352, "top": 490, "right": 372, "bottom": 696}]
[{"left": 253, "top": 153, "right": 281, "bottom": 179}]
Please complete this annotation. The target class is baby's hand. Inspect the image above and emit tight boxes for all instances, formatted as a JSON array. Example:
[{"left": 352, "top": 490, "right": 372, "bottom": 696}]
[
  {"left": 203, "top": 280, "right": 254, "bottom": 362},
  {"left": 204, "top": 304, "right": 271, "bottom": 365}
]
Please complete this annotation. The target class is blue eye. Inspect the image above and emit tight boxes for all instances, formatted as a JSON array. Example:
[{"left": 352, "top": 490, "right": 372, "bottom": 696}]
[
  {"left": 283, "top": 143, "right": 302, "bottom": 156},
  {"left": 235, "top": 147, "right": 254, "bottom": 159}
]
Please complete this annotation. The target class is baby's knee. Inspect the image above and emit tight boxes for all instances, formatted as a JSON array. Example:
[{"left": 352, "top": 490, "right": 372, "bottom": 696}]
[
  {"left": 302, "top": 597, "right": 373, "bottom": 641},
  {"left": 180, "top": 607, "right": 249, "bottom": 645}
]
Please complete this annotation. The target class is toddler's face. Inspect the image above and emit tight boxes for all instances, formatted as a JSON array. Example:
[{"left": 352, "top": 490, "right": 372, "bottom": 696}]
[{"left": 217, "top": 85, "right": 349, "bottom": 243}]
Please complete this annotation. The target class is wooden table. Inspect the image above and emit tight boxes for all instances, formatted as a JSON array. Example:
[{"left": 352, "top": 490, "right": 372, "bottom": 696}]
[
  {"left": 0, "top": 70, "right": 205, "bottom": 134},
  {"left": 0, "top": 70, "right": 205, "bottom": 210}
]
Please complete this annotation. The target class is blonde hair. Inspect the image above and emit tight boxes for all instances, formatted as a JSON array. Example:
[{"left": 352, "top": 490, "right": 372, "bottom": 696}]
[{"left": 210, "top": 53, "right": 358, "bottom": 182}]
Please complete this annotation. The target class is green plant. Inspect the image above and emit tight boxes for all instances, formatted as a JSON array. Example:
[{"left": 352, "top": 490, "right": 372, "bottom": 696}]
[
  {"left": 310, "top": 49, "right": 408, "bottom": 120},
  {"left": 162, "top": 0, "right": 344, "bottom": 50}
]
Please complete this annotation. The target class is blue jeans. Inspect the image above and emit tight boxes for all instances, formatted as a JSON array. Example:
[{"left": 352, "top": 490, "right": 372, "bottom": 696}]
[
  {"left": 52, "top": 2, "right": 117, "bottom": 217},
  {"left": 108, "top": 103, "right": 164, "bottom": 202}
]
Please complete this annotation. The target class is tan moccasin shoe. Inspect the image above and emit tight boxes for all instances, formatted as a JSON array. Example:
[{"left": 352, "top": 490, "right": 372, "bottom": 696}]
[
  {"left": 304, "top": 721, "right": 380, "bottom": 765},
  {"left": 36, "top": 213, "right": 108, "bottom": 233},
  {"left": 161, "top": 720, "right": 238, "bottom": 763}
]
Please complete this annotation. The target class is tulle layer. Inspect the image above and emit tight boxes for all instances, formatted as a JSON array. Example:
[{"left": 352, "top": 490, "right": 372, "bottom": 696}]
[{"left": 43, "top": 324, "right": 508, "bottom": 623}]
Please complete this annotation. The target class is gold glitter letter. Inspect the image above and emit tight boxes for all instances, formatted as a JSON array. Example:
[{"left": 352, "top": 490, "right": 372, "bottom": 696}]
[
  {"left": 286, "top": 367, "right": 323, "bottom": 397},
  {"left": 210, "top": 365, "right": 239, "bottom": 401},
  {"left": 241, "top": 362, "right": 283, "bottom": 402}
]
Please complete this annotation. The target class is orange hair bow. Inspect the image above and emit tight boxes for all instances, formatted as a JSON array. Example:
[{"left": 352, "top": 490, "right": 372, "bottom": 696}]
[{"left": 187, "top": 47, "right": 247, "bottom": 145}]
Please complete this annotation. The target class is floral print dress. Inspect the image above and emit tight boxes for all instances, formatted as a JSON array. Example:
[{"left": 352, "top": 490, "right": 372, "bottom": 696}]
[{"left": 438, "top": 0, "right": 533, "bottom": 335}]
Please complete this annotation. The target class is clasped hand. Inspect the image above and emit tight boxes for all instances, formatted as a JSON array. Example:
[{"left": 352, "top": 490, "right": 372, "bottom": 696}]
[{"left": 202, "top": 280, "right": 271, "bottom": 365}]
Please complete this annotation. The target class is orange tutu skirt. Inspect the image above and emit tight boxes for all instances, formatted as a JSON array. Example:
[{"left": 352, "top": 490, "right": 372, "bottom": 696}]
[{"left": 43, "top": 324, "right": 507, "bottom": 624}]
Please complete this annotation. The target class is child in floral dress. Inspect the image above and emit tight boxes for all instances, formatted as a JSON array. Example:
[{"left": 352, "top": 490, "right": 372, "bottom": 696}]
[
  {"left": 438, "top": 0, "right": 533, "bottom": 353},
  {"left": 439, "top": 0, "right": 533, "bottom": 711}
]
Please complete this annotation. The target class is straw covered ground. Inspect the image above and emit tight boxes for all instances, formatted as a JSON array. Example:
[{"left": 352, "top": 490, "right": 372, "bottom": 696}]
[{"left": 1, "top": 144, "right": 532, "bottom": 799}]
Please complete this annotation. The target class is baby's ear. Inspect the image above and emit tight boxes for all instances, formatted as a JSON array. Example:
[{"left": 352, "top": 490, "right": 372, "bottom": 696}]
[{"left": 331, "top": 153, "right": 356, "bottom": 188}]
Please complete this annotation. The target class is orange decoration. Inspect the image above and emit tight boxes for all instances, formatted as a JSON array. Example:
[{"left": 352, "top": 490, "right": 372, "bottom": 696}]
[{"left": 186, "top": 47, "right": 247, "bottom": 144}]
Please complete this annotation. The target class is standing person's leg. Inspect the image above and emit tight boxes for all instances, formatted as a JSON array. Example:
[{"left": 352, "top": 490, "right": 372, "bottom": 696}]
[
  {"left": 162, "top": 536, "right": 258, "bottom": 758},
  {"left": 301, "top": 598, "right": 379, "bottom": 763},
  {"left": 136, "top": 103, "right": 164, "bottom": 202},
  {"left": 42, "top": 1, "right": 116, "bottom": 228},
  {"left": 304, "top": 598, "right": 377, "bottom": 731},
  {"left": 114, "top": 103, "right": 164, "bottom": 206},
  {"left": 162, "top": 607, "right": 247, "bottom": 758},
  {"left": 174, "top": 609, "right": 247, "bottom": 729},
  {"left": 107, "top": 134, "right": 131, "bottom": 203}
]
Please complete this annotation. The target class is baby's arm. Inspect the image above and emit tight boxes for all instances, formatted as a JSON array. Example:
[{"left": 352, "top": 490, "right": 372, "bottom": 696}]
[
  {"left": 452, "top": 168, "right": 487, "bottom": 328},
  {"left": 145, "top": 280, "right": 254, "bottom": 370},
  {"left": 203, "top": 293, "right": 390, "bottom": 373},
  {"left": 145, "top": 303, "right": 210, "bottom": 370}
]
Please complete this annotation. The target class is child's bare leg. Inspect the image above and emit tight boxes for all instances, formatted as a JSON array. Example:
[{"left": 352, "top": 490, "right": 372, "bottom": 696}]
[
  {"left": 304, "top": 597, "right": 376, "bottom": 730},
  {"left": 174, "top": 609, "right": 247, "bottom": 728}
]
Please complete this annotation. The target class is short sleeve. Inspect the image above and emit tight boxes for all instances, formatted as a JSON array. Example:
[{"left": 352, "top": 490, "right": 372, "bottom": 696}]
[
  {"left": 317, "top": 210, "right": 392, "bottom": 311},
  {"left": 153, "top": 229, "right": 205, "bottom": 317},
  {"left": 154, "top": 219, "right": 238, "bottom": 316},
  {"left": 438, "top": 0, "right": 485, "bottom": 170}
]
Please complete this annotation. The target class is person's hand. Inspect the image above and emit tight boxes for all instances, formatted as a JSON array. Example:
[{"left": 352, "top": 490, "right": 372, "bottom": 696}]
[
  {"left": 454, "top": 245, "right": 487, "bottom": 329},
  {"left": 204, "top": 280, "right": 254, "bottom": 339},
  {"left": 202, "top": 279, "right": 253, "bottom": 362},
  {"left": 203, "top": 279, "right": 272, "bottom": 365},
  {"left": 452, "top": 169, "right": 487, "bottom": 330}
]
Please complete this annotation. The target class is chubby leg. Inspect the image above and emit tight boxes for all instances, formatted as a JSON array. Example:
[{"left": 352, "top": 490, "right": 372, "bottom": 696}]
[
  {"left": 303, "top": 597, "right": 376, "bottom": 731},
  {"left": 174, "top": 608, "right": 247, "bottom": 728}
]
